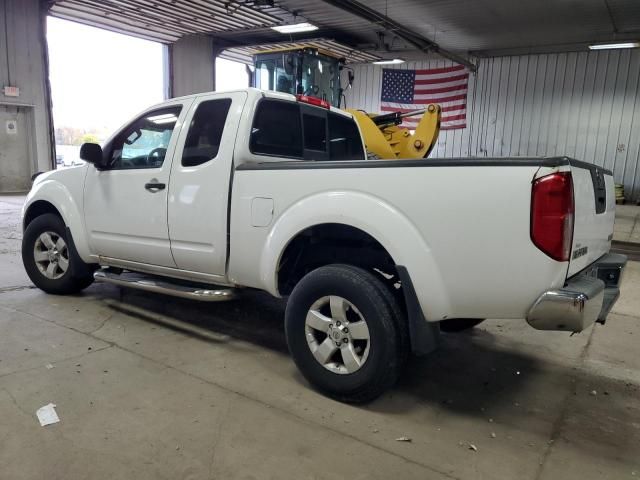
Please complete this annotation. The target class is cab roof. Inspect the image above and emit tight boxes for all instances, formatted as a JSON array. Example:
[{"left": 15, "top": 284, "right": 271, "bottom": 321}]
[{"left": 167, "top": 88, "right": 353, "bottom": 119}]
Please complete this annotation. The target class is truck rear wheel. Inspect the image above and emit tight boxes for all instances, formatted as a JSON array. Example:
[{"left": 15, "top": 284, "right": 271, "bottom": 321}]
[
  {"left": 285, "top": 264, "right": 406, "bottom": 403},
  {"left": 22, "top": 214, "right": 94, "bottom": 295}
]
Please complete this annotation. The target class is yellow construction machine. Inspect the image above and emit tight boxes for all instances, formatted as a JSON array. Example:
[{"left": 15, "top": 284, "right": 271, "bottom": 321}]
[{"left": 252, "top": 46, "right": 441, "bottom": 159}]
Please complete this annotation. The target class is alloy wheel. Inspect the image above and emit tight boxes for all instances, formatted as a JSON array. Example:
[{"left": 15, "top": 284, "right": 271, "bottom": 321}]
[
  {"left": 305, "top": 295, "right": 371, "bottom": 374},
  {"left": 33, "top": 231, "right": 69, "bottom": 280}
]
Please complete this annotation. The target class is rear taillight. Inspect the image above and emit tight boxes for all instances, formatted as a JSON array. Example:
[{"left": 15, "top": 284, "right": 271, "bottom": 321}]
[{"left": 531, "top": 172, "right": 574, "bottom": 262}]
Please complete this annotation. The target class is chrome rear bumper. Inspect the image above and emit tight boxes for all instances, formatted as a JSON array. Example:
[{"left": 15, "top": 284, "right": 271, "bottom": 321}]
[{"left": 527, "top": 253, "right": 627, "bottom": 332}]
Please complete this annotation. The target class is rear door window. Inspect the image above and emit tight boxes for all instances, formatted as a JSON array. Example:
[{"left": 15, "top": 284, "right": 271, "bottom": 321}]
[
  {"left": 250, "top": 100, "right": 303, "bottom": 158},
  {"left": 301, "top": 106, "right": 329, "bottom": 161},
  {"left": 249, "top": 99, "right": 364, "bottom": 161},
  {"left": 303, "top": 114, "right": 326, "bottom": 151},
  {"left": 328, "top": 113, "right": 364, "bottom": 160},
  {"left": 182, "top": 98, "right": 232, "bottom": 167}
]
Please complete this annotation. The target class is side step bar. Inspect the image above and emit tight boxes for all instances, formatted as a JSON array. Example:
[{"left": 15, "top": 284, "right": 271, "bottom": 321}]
[{"left": 94, "top": 270, "right": 237, "bottom": 302}]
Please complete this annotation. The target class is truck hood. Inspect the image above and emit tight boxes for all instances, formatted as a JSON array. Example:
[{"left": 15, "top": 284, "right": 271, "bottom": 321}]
[{"left": 32, "top": 165, "right": 87, "bottom": 189}]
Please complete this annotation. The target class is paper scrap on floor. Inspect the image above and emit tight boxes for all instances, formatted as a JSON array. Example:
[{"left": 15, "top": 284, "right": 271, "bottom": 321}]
[{"left": 36, "top": 403, "right": 60, "bottom": 426}]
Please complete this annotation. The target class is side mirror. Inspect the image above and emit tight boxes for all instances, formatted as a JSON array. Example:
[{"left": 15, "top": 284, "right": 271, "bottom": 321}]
[{"left": 80, "top": 143, "right": 106, "bottom": 169}]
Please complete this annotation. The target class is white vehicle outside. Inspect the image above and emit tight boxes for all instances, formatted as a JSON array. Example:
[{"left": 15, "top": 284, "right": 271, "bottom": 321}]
[
  {"left": 55, "top": 145, "right": 85, "bottom": 168},
  {"left": 21, "top": 88, "right": 627, "bottom": 402}
]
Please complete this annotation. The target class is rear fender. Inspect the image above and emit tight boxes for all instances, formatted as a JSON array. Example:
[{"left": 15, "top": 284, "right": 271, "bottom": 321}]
[{"left": 259, "top": 190, "right": 451, "bottom": 321}]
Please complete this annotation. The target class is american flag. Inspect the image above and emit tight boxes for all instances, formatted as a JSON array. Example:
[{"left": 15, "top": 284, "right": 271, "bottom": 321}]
[{"left": 380, "top": 65, "right": 469, "bottom": 130}]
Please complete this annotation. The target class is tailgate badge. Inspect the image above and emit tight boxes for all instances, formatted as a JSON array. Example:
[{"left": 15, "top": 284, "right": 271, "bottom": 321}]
[{"left": 572, "top": 246, "right": 588, "bottom": 260}]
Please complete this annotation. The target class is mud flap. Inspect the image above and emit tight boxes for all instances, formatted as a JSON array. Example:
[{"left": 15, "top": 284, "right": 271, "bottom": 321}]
[{"left": 396, "top": 265, "right": 440, "bottom": 356}]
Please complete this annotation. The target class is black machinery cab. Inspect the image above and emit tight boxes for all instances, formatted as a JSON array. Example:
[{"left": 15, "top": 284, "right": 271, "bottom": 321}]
[{"left": 253, "top": 47, "right": 348, "bottom": 108}]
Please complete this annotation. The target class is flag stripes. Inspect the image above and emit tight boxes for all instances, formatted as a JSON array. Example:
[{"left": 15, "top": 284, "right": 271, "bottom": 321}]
[{"left": 380, "top": 64, "right": 468, "bottom": 130}]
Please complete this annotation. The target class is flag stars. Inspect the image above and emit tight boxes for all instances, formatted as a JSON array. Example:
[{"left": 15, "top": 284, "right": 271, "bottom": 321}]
[{"left": 381, "top": 69, "right": 415, "bottom": 103}]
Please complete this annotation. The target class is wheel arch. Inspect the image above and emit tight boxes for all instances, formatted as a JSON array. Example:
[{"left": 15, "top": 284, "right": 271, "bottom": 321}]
[
  {"left": 258, "top": 190, "right": 452, "bottom": 321},
  {"left": 276, "top": 222, "right": 397, "bottom": 295},
  {"left": 23, "top": 180, "right": 92, "bottom": 262},
  {"left": 23, "top": 200, "right": 62, "bottom": 229}
]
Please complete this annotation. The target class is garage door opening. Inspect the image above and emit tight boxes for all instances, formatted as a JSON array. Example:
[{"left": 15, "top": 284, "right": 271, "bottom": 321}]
[
  {"left": 47, "top": 17, "right": 164, "bottom": 169},
  {"left": 215, "top": 57, "right": 249, "bottom": 92}
]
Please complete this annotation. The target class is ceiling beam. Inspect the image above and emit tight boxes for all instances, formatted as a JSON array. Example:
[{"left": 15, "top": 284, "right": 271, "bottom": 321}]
[{"left": 319, "top": 0, "right": 477, "bottom": 72}]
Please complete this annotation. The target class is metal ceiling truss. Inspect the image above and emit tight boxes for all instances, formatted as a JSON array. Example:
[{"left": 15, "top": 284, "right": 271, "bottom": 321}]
[
  {"left": 220, "top": 38, "right": 381, "bottom": 64},
  {"left": 47, "top": 0, "right": 477, "bottom": 68},
  {"left": 48, "top": 0, "right": 294, "bottom": 42},
  {"left": 318, "top": 0, "right": 477, "bottom": 71}
]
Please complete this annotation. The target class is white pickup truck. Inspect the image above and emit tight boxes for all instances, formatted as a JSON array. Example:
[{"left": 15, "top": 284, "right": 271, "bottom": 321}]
[{"left": 22, "top": 88, "right": 626, "bottom": 402}]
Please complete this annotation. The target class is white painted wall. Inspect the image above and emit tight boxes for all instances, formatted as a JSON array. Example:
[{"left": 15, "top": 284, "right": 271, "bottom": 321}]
[
  {"left": 0, "top": 0, "right": 53, "bottom": 188},
  {"left": 347, "top": 50, "right": 640, "bottom": 201}
]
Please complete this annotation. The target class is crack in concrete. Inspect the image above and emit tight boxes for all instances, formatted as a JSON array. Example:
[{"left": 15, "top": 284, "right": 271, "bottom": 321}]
[
  {"left": 1, "top": 304, "right": 118, "bottom": 350},
  {"left": 608, "top": 311, "right": 640, "bottom": 321},
  {"left": 0, "top": 285, "right": 36, "bottom": 294},
  {"left": 207, "top": 398, "right": 232, "bottom": 480},
  {"left": 86, "top": 313, "right": 115, "bottom": 335},
  {"left": 2, "top": 387, "right": 31, "bottom": 417},
  {"left": 0, "top": 345, "right": 114, "bottom": 381},
  {"left": 532, "top": 321, "right": 599, "bottom": 480}
]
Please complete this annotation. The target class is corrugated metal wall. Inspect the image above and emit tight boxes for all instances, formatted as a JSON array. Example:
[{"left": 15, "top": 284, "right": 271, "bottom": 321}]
[{"left": 346, "top": 50, "right": 640, "bottom": 201}]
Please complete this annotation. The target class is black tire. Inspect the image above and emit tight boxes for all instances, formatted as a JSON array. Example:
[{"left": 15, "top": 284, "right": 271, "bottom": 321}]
[
  {"left": 439, "top": 318, "right": 484, "bottom": 332},
  {"left": 285, "top": 264, "right": 408, "bottom": 403},
  {"left": 22, "top": 214, "right": 94, "bottom": 295},
  {"left": 367, "top": 267, "right": 410, "bottom": 367}
]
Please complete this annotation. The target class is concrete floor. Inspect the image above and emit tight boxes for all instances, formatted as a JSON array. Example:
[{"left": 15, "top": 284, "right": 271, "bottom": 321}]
[
  {"left": 614, "top": 204, "right": 640, "bottom": 243},
  {"left": 1, "top": 193, "right": 640, "bottom": 480}
]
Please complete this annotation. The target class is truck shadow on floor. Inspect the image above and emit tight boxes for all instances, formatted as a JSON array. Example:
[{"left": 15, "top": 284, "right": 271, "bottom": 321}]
[
  {"left": 94, "top": 284, "right": 638, "bottom": 435},
  {"left": 98, "top": 285, "right": 290, "bottom": 353}
]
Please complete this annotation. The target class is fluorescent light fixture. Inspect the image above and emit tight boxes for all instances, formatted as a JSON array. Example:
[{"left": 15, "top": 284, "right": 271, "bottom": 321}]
[
  {"left": 372, "top": 58, "right": 405, "bottom": 65},
  {"left": 589, "top": 41, "right": 639, "bottom": 50},
  {"left": 271, "top": 22, "right": 318, "bottom": 34},
  {"left": 148, "top": 113, "right": 175, "bottom": 121},
  {"left": 152, "top": 118, "right": 177, "bottom": 124},
  {"left": 148, "top": 113, "right": 177, "bottom": 124}
]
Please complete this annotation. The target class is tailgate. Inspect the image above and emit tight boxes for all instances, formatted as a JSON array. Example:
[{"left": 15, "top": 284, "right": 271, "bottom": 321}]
[{"left": 567, "top": 161, "right": 615, "bottom": 277}]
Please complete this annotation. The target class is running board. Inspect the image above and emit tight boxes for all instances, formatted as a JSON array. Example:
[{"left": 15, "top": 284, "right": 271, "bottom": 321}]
[{"left": 94, "top": 270, "right": 237, "bottom": 302}]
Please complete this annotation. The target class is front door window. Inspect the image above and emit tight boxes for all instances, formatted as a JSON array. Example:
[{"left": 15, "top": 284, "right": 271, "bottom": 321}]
[{"left": 107, "top": 107, "right": 182, "bottom": 169}]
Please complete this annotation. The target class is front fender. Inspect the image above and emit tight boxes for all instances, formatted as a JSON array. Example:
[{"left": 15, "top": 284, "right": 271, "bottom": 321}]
[
  {"left": 23, "top": 168, "right": 91, "bottom": 262},
  {"left": 259, "top": 190, "right": 451, "bottom": 321}
]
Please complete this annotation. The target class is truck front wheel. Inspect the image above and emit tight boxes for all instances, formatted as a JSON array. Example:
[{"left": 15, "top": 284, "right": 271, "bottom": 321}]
[
  {"left": 22, "top": 214, "right": 94, "bottom": 295},
  {"left": 285, "top": 264, "right": 406, "bottom": 403}
]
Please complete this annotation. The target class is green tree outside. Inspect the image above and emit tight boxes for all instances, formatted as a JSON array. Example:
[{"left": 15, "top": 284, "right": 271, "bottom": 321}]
[{"left": 80, "top": 133, "right": 100, "bottom": 144}]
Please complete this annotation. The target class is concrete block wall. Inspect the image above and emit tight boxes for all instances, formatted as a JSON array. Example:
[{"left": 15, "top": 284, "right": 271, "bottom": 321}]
[
  {"left": 0, "top": 0, "right": 53, "bottom": 191},
  {"left": 169, "top": 34, "right": 216, "bottom": 98}
]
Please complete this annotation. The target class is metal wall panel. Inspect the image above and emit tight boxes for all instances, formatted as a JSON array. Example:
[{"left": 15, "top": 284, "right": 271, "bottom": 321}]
[{"left": 347, "top": 50, "right": 640, "bottom": 201}]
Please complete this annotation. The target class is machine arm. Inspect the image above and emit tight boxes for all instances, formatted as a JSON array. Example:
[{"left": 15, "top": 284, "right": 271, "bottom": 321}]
[
  {"left": 371, "top": 108, "right": 428, "bottom": 128},
  {"left": 347, "top": 104, "right": 441, "bottom": 159}
]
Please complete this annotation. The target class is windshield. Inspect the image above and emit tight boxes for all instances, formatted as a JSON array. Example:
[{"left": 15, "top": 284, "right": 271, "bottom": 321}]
[
  {"left": 254, "top": 57, "right": 295, "bottom": 95},
  {"left": 254, "top": 50, "right": 341, "bottom": 107},
  {"left": 300, "top": 54, "right": 339, "bottom": 106}
]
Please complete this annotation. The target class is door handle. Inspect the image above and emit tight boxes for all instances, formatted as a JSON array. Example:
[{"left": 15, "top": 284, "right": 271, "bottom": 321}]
[{"left": 145, "top": 181, "right": 166, "bottom": 191}]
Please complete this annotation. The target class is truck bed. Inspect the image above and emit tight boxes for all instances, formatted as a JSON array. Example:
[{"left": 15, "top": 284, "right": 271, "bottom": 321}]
[{"left": 231, "top": 155, "right": 613, "bottom": 322}]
